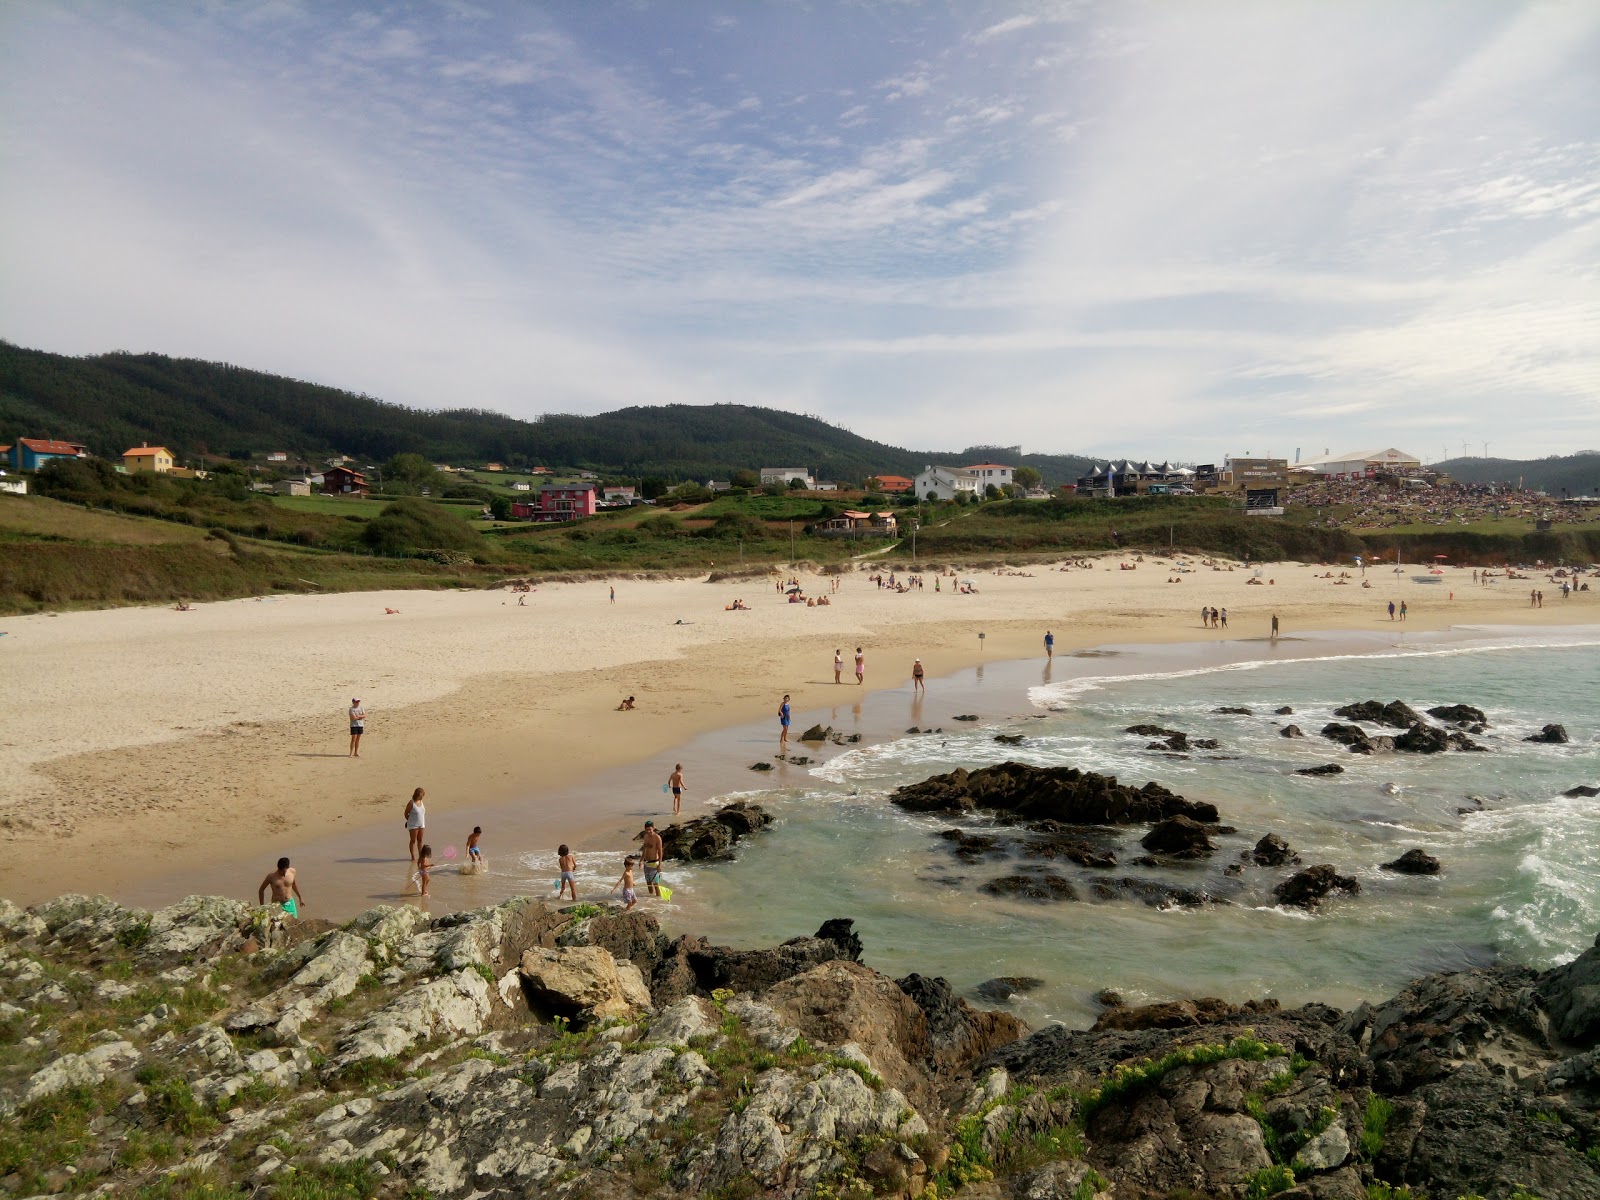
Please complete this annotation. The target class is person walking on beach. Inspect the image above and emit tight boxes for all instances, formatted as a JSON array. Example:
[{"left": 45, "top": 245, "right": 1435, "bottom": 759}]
[
  {"left": 640, "top": 820, "right": 664, "bottom": 897},
  {"left": 912, "top": 658, "right": 926, "bottom": 693},
  {"left": 1270, "top": 613, "right": 1280, "bottom": 639},
  {"left": 611, "top": 856, "right": 639, "bottom": 911},
  {"left": 834, "top": 648, "right": 844, "bottom": 684},
  {"left": 1388, "top": 600, "right": 1396, "bottom": 621},
  {"left": 404, "top": 787, "right": 427, "bottom": 865},
  {"left": 667, "top": 764, "right": 685, "bottom": 815},
  {"left": 609, "top": 585, "right": 615, "bottom": 603},
  {"left": 348, "top": 698, "right": 366, "bottom": 757},
  {"left": 466, "top": 826, "right": 483, "bottom": 871},
  {"left": 258, "top": 857, "right": 304, "bottom": 917},
  {"left": 557, "top": 844, "right": 579, "bottom": 901},
  {"left": 1219, "top": 607, "right": 1228, "bottom": 629},
  {"left": 1399, "top": 600, "right": 1408, "bottom": 621},
  {"left": 778, "top": 694, "right": 792, "bottom": 751},
  {"left": 1199, "top": 605, "right": 1209, "bottom": 628},
  {"left": 854, "top": 647, "right": 865, "bottom": 684},
  {"left": 1044, "top": 630, "right": 1054, "bottom": 658}
]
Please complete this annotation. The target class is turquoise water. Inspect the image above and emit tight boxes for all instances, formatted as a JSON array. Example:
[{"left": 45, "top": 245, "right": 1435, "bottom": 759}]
[{"left": 511, "top": 627, "right": 1600, "bottom": 1027}]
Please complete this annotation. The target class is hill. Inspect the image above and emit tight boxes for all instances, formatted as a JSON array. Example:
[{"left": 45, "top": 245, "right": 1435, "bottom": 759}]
[
  {"left": 0, "top": 340, "right": 1095, "bottom": 485},
  {"left": 1435, "top": 452, "right": 1600, "bottom": 497}
]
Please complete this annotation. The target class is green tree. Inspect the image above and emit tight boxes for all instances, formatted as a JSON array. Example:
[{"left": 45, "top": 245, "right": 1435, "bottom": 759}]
[
  {"left": 787, "top": 476, "right": 807, "bottom": 490},
  {"left": 984, "top": 483, "right": 1002, "bottom": 500},
  {"left": 731, "top": 469, "right": 760, "bottom": 489},
  {"left": 362, "top": 498, "right": 481, "bottom": 556},
  {"left": 641, "top": 477, "right": 669, "bottom": 500},
  {"left": 382, "top": 453, "right": 442, "bottom": 495},
  {"left": 1013, "top": 466, "right": 1042, "bottom": 490}
]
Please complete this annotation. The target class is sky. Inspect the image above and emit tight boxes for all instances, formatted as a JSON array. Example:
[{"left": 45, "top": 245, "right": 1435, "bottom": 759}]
[{"left": 1, "top": 1, "right": 1597, "bottom": 462}]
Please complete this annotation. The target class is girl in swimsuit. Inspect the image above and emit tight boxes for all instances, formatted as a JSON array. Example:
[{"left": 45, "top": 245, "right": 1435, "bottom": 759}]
[{"left": 405, "top": 787, "right": 427, "bottom": 864}]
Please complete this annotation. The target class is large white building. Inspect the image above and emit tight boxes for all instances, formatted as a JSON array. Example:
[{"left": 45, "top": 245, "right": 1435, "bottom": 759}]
[
  {"left": 1289, "top": 447, "right": 1423, "bottom": 478},
  {"left": 965, "top": 462, "right": 1015, "bottom": 488},
  {"left": 915, "top": 465, "right": 981, "bottom": 500},
  {"left": 759, "top": 467, "right": 814, "bottom": 488}
]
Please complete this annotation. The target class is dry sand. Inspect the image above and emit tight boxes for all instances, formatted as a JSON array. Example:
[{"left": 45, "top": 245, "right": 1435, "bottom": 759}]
[{"left": 0, "top": 556, "right": 1592, "bottom": 907}]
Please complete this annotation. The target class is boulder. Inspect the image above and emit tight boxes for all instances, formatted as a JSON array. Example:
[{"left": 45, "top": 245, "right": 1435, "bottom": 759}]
[
  {"left": 993, "top": 733, "right": 1025, "bottom": 745},
  {"left": 1320, "top": 723, "right": 1393, "bottom": 754},
  {"left": 749, "top": 761, "right": 773, "bottom": 771},
  {"left": 1333, "top": 700, "right": 1422, "bottom": 728},
  {"left": 1125, "top": 723, "right": 1185, "bottom": 739},
  {"left": 1280, "top": 724, "right": 1304, "bottom": 738},
  {"left": 1086, "top": 877, "right": 1219, "bottom": 908},
  {"left": 143, "top": 895, "right": 252, "bottom": 957},
  {"left": 1275, "top": 705, "right": 1295, "bottom": 715},
  {"left": 897, "top": 972, "right": 1029, "bottom": 1073},
  {"left": 1139, "top": 815, "right": 1217, "bottom": 858},
  {"left": 1535, "top": 932, "right": 1600, "bottom": 1047},
  {"left": 1428, "top": 704, "right": 1487, "bottom": 727},
  {"left": 1296, "top": 763, "right": 1345, "bottom": 776},
  {"left": 953, "top": 714, "right": 980, "bottom": 721},
  {"left": 980, "top": 873, "right": 1079, "bottom": 902},
  {"left": 798, "top": 723, "right": 831, "bottom": 742},
  {"left": 762, "top": 960, "right": 929, "bottom": 1098},
  {"left": 1393, "top": 723, "right": 1451, "bottom": 754},
  {"left": 971, "top": 976, "right": 1046, "bottom": 1003},
  {"left": 667, "top": 918, "right": 864, "bottom": 996},
  {"left": 937, "top": 829, "right": 1007, "bottom": 861},
  {"left": 14, "top": 1039, "right": 140, "bottom": 1110},
  {"left": 1019, "top": 830, "right": 1118, "bottom": 869},
  {"left": 1215, "top": 706, "right": 1254, "bottom": 715},
  {"left": 891, "top": 762, "right": 1220, "bottom": 825},
  {"left": 1446, "top": 731, "right": 1489, "bottom": 752},
  {"left": 657, "top": 801, "right": 772, "bottom": 861},
  {"left": 1274, "top": 865, "right": 1361, "bottom": 909},
  {"left": 1251, "top": 834, "right": 1296, "bottom": 866},
  {"left": 1381, "top": 849, "right": 1441, "bottom": 875},
  {"left": 1526, "top": 724, "right": 1570, "bottom": 744},
  {"left": 517, "top": 946, "right": 651, "bottom": 1025},
  {"left": 329, "top": 968, "right": 492, "bottom": 1069},
  {"left": 1564, "top": 784, "right": 1599, "bottom": 798},
  {"left": 1091, "top": 996, "right": 1280, "bottom": 1032}
]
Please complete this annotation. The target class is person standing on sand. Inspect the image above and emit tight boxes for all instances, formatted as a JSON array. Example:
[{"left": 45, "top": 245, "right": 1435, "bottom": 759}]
[
  {"left": 1220, "top": 608, "right": 1228, "bottom": 629},
  {"left": 405, "top": 787, "right": 427, "bottom": 864},
  {"left": 778, "top": 694, "right": 791, "bottom": 751},
  {"left": 1388, "top": 600, "right": 1396, "bottom": 621},
  {"left": 348, "top": 698, "right": 366, "bottom": 757},
  {"left": 557, "top": 844, "right": 579, "bottom": 900},
  {"left": 1400, "top": 600, "right": 1408, "bottom": 621},
  {"left": 667, "top": 764, "right": 685, "bottom": 814},
  {"left": 1044, "top": 630, "right": 1054, "bottom": 658},
  {"left": 609, "top": 586, "right": 615, "bottom": 604},
  {"left": 1270, "top": 614, "right": 1280, "bottom": 639},
  {"left": 258, "top": 857, "right": 304, "bottom": 917},
  {"left": 834, "top": 648, "right": 844, "bottom": 683},
  {"left": 855, "top": 647, "right": 864, "bottom": 684},
  {"left": 641, "top": 820, "right": 664, "bottom": 896},
  {"left": 912, "top": 658, "right": 926, "bottom": 693}
]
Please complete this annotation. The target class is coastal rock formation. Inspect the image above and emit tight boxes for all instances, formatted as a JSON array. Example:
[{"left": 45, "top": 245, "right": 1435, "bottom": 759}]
[
  {"left": 1275, "top": 705, "right": 1295, "bottom": 715},
  {"left": 1279, "top": 723, "right": 1304, "bottom": 738},
  {"left": 1565, "top": 784, "right": 1600, "bottom": 798},
  {"left": 1393, "top": 723, "right": 1450, "bottom": 754},
  {"left": 1381, "top": 849, "right": 1442, "bottom": 875},
  {"left": 1333, "top": 699, "right": 1423, "bottom": 728},
  {"left": 1526, "top": 723, "right": 1571, "bottom": 744},
  {"left": 798, "top": 723, "right": 831, "bottom": 742},
  {"left": 973, "top": 976, "right": 1046, "bottom": 1003},
  {"left": 1125, "top": 723, "right": 1185, "bottom": 739},
  {"left": 518, "top": 946, "right": 652, "bottom": 1024},
  {"left": 1138, "top": 815, "right": 1217, "bottom": 858},
  {"left": 993, "top": 733, "right": 1026, "bottom": 745},
  {"left": 1251, "top": 833, "right": 1297, "bottom": 866},
  {"left": 1296, "top": 763, "right": 1345, "bottom": 776},
  {"left": 1320, "top": 722, "right": 1394, "bottom": 754},
  {"left": 1215, "top": 706, "right": 1254, "bottom": 715},
  {"left": 4, "top": 890, "right": 1600, "bottom": 1200},
  {"left": 1427, "top": 703, "right": 1487, "bottom": 726},
  {"left": 1085, "top": 877, "right": 1220, "bottom": 908},
  {"left": 890, "top": 762, "right": 1219, "bottom": 825},
  {"left": 656, "top": 800, "right": 772, "bottom": 861},
  {"left": 1274, "top": 865, "right": 1361, "bottom": 909},
  {"left": 981, "top": 872, "right": 1080, "bottom": 902}
]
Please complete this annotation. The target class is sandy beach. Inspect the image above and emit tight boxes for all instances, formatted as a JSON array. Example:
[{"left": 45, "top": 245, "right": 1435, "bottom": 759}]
[{"left": 1, "top": 556, "right": 1593, "bottom": 910}]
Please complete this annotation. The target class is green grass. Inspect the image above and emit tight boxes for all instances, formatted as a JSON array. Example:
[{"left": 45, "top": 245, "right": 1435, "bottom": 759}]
[
  {"left": 268, "top": 495, "right": 392, "bottom": 518},
  {"left": 0, "top": 1080, "right": 128, "bottom": 1193},
  {"left": 1361, "top": 1094, "right": 1394, "bottom": 1159}
]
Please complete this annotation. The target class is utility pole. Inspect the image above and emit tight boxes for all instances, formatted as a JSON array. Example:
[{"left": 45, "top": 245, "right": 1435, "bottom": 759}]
[{"left": 789, "top": 520, "right": 795, "bottom": 561}]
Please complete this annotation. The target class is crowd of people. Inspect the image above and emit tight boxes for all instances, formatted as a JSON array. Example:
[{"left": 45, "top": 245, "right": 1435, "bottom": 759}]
[{"left": 1289, "top": 478, "right": 1600, "bottom": 531}]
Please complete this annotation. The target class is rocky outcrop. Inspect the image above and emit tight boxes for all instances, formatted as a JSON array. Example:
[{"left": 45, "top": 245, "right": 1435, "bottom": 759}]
[
  {"left": 1296, "top": 763, "right": 1345, "bottom": 776},
  {"left": 1381, "top": 849, "right": 1441, "bottom": 875},
  {"left": 1274, "top": 865, "right": 1361, "bottom": 909},
  {"left": 1280, "top": 723, "right": 1304, "bottom": 738},
  {"left": 518, "top": 946, "right": 652, "bottom": 1025},
  {"left": 972, "top": 976, "right": 1045, "bottom": 1003},
  {"left": 798, "top": 723, "right": 831, "bottom": 742},
  {"left": 1393, "top": 722, "right": 1451, "bottom": 754},
  {"left": 1215, "top": 706, "right": 1253, "bottom": 715},
  {"left": 1535, "top": 931, "right": 1600, "bottom": 1046},
  {"left": 1320, "top": 722, "right": 1394, "bottom": 754},
  {"left": 656, "top": 800, "right": 772, "bottom": 861},
  {"left": 1139, "top": 815, "right": 1217, "bottom": 858},
  {"left": 1427, "top": 703, "right": 1487, "bottom": 726},
  {"left": 1089, "top": 995, "right": 1280, "bottom": 1032},
  {"left": 1251, "top": 833, "right": 1297, "bottom": 866},
  {"left": 890, "top": 762, "right": 1219, "bottom": 825},
  {"left": 981, "top": 873, "right": 1079, "bottom": 902},
  {"left": 1333, "top": 699, "right": 1422, "bottom": 728},
  {"left": 1566, "top": 784, "right": 1600, "bottom": 798},
  {"left": 1526, "top": 723, "right": 1571, "bottom": 744},
  {"left": 1275, "top": 705, "right": 1295, "bottom": 715}
]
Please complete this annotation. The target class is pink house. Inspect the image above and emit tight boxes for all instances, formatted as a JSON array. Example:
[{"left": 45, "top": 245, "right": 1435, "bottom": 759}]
[{"left": 512, "top": 482, "right": 598, "bottom": 522}]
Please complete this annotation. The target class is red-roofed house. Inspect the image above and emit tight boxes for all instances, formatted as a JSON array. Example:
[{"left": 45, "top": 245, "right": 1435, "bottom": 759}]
[
  {"left": 511, "top": 482, "right": 598, "bottom": 522},
  {"left": 122, "top": 444, "right": 176, "bottom": 473},
  {"left": 10, "top": 438, "right": 86, "bottom": 471},
  {"left": 872, "top": 474, "right": 914, "bottom": 493},
  {"left": 323, "top": 466, "right": 369, "bottom": 496}
]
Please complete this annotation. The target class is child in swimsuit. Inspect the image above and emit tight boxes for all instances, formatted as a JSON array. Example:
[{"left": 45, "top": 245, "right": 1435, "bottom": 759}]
[
  {"left": 558, "top": 844, "right": 578, "bottom": 900},
  {"left": 611, "top": 855, "right": 638, "bottom": 911},
  {"left": 466, "top": 826, "right": 483, "bottom": 871},
  {"left": 416, "top": 845, "right": 433, "bottom": 898}
]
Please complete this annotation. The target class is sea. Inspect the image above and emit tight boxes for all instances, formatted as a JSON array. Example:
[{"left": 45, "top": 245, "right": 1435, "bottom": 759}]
[{"left": 505, "top": 624, "right": 1600, "bottom": 1028}]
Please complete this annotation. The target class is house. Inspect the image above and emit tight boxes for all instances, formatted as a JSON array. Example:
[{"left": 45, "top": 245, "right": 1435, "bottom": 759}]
[
  {"left": 511, "top": 481, "right": 532, "bottom": 492},
  {"left": 760, "top": 467, "right": 815, "bottom": 489},
  {"left": 327, "top": 455, "right": 353, "bottom": 467},
  {"left": 484, "top": 463, "right": 506, "bottom": 472},
  {"left": 964, "top": 462, "right": 1015, "bottom": 489},
  {"left": 267, "top": 451, "right": 288, "bottom": 463},
  {"left": 167, "top": 467, "right": 209, "bottom": 480},
  {"left": 274, "top": 479, "right": 311, "bottom": 496},
  {"left": 821, "top": 510, "right": 899, "bottom": 537},
  {"left": 122, "top": 444, "right": 176, "bottom": 473},
  {"left": 9, "top": 438, "right": 85, "bottom": 471},
  {"left": 813, "top": 480, "right": 839, "bottom": 492},
  {"left": 705, "top": 480, "right": 732, "bottom": 493},
  {"left": 512, "top": 482, "right": 598, "bottom": 522},
  {"left": 602, "top": 485, "right": 637, "bottom": 503},
  {"left": 0, "top": 477, "right": 27, "bottom": 495},
  {"left": 872, "top": 475, "right": 914, "bottom": 494},
  {"left": 914, "top": 465, "right": 982, "bottom": 501},
  {"left": 322, "top": 466, "right": 368, "bottom": 496}
]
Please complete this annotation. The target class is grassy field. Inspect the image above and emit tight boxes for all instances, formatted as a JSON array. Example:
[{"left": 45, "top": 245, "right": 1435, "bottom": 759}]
[
  {"left": 0, "top": 494, "right": 212, "bottom": 545},
  {"left": 266, "top": 494, "right": 392, "bottom": 518}
]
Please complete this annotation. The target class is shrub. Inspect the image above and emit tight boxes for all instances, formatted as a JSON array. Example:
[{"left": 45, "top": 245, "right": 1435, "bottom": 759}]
[{"left": 361, "top": 498, "right": 482, "bottom": 557}]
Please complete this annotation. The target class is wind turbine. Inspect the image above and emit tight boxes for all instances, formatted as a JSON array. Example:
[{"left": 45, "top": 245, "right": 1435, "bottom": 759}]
[{"left": 1482, "top": 442, "right": 1489, "bottom": 459}]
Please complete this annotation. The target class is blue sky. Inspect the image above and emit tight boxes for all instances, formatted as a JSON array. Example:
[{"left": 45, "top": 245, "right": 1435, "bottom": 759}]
[{"left": 1, "top": 1, "right": 1596, "bottom": 461}]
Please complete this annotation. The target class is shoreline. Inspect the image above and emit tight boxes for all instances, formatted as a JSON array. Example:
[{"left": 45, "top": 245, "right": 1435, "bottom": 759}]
[{"left": 2, "top": 560, "right": 1595, "bottom": 912}]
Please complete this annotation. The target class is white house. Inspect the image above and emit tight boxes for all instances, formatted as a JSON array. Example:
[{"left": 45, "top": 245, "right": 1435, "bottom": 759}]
[
  {"left": 915, "top": 465, "right": 982, "bottom": 500},
  {"left": 267, "top": 451, "right": 288, "bottom": 463},
  {"left": 602, "top": 485, "right": 637, "bottom": 502},
  {"left": 760, "top": 467, "right": 815, "bottom": 488},
  {"left": 964, "top": 462, "right": 1015, "bottom": 488},
  {"left": 511, "top": 481, "right": 532, "bottom": 491}
]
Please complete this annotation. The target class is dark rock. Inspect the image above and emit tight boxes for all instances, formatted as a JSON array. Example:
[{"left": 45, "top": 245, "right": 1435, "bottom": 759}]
[
  {"left": 1093, "top": 989, "right": 1124, "bottom": 1008},
  {"left": 657, "top": 801, "right": 772, "bottom": 862},
  {"left": 1020, "top": 834, "right": 1117, "bottom": 870},
  {"left": 1131, "top": 855, "right": 1159, "bottom": 867},
  {"left": 1428, "top": 703, "right": 1487, "bottom": 727},
  {"left": 1224, "top": 863, "right": 1243, "bottom": 876},
  {"left": 1564, "top": 784, "right": 1599, "bottom": 798},
  {"left": 1275, "top": 864, "right": 1361, "bottom": 909},
  {"left": 1381, "top": 849, "right": 1441, "bottom": 875},
  {"left": 894, "top": 971, "right": 1029, "bottom": 1075},
  {"left": 1393, "top": 723, "right": 1450, "bottom": 754},
  {"left": 936, "top": 829, "right": 1007, "bottom": 862},
  {"left": 828, "top": 732, "right": 862, "bottom": 744},
  {"left": 1252, "top": 833, "right": 1296, "bottom": 866},
  {"left": 1275, "top": 705, "right": 1295, "bottom": 715},
  {"left": 1280, "top": 724, "right": 1304, "bottom": 738},
  {"left": 1536, "top": 932, "right": 1600, "bottom": 1047},
  {"left": 972, "top": 976, "right": 1046, "bottom": 1002},
  {"left": 1125, "top": 723, "right": 1184, "bottom": 738},
  {"left": 749, "top": 762, "right": 773, "bottom": 771},
  {"left": 1091, "top": 995, "right": 1281, "bottom": 1032},
  {"left": 1216, "top": 706, "right": 1253, "bottom": 715},
  {"left": 1446, "top": 731, "right": 1488, "bottom": 752},
  {"left": 980, "top": 873, "right": 1079, "bottom": 902},
  {"left": 785, "top": 755, "right": 811, "bottom": 765},
  {"left": 1320, "top": 722, "right": 1393, "bottom": 754},
  {"left": 1333, "top": 699, "right": 1423, "bottom": 728},
  {"left": 1296, "top": 763, "right": 1345, "bottom": 776},
  {"left": 890, "top": 762, "right": 1219, "bottom": 825},
  {"left": 1087, "top": 877, "right": 1219, "bottom": 908},
  {"left": 952, "top": 714, "right": 980, "bottom": 722},
  {"left": 1191, "top": 738, "right": 1220, "bottom": 750},
  {"left": 905, "top": 726, "right": 921, "bottom": 734},
  {"left": 993, "top": 733, "right": 1025, "bottom": 745},
  {"left": 673, "top": 917, "right": 864, "bottom": 996},
  {"left": 798, "top": 723, "right": 831, "bottom": 742},
  {"left": 1525, "top": 723, "right": 1570, "bottom": 744},
  {"left": 1139, "top": 815, "right": 1217, "bottom": 858}
]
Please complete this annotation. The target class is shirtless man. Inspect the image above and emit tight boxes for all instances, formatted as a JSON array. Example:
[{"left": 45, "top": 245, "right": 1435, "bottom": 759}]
[
  {"left": 667, "top": 763, "right": 686, "bottom": 815},
  {"left": 258, "top": 857, "right": 305, "bottom": 917},
  {"left": 640, "top": 820, "right": 665, "bottom": 897}
]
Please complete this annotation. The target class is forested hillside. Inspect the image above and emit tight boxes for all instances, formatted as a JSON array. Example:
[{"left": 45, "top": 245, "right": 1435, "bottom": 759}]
[
  {"left": 1436, "top": 452, "right": 1600, "bottom": 497},
  {"left": 0, "top": 341, "right": 1094, "bottom": 485}
]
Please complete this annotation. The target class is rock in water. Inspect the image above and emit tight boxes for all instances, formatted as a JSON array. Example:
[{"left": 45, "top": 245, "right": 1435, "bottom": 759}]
[
  {"left": 1275, "top": 705, "right": 1295, "bottom": 715},
  {"left": 1525, "top": 724, "right": 1570, "bottom": 744},
  {"left": 993, "top": 733, "right": 1025, "bottom": 745},
  {"left": 971, "top": 975, "right": 1046, "bottom": 1003},
  {"left": 1563, "top": 784, "right": 1599, "bottom": 798},
  {"left": 1321, "top": 723, "right": 1393, "bottom": 754},
  {"left": 1296, "top": 763, "right": 1345, "bottom": 776},
  {"left": 980, "top": 873, "right": 1079, "bottom": 902},
  {"left": 1215, "top": 706, "right": 1254, "bottom": 715},
  {"left": 799, "top": 723, "right": 831, "bottom": 742},
  {"left": 658, "top": 801, "right": 772, "bottom": 861},
  {"left": 1139, "top": 816, "right": 1217, "bottom": 858},
  {"left": 1125, "top": 723, "right": 1185, "bottom": 738},
  {"left": 1428, "top": 703, "right": 1487, "bottom": 727},
  {"left": 1394, "top": 723, "right": 1450, "bottom": 754},
  {"left": 1333, "top": 699, "right": 1423, "bottom": 728},
  {"left": 1279, "top": 724, "right": 1304, "bottom": 738},
  {"left": 1274, "top": 864, "right": 1361, "bottom": 909},
  {"left": 890, "top": 762, "right": 1219, "bottom": 824},
  {"left": 1382, "top": 849, "right": 1441, "bottom": 875},
  {"left": 1251, "top": 833, "right": 1296, "bottom": 866}
]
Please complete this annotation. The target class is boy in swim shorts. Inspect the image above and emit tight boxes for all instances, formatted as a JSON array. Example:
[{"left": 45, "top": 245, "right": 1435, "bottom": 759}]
[
  {"left": 466, "top": 826, "right": 483, "bottom": 870},
  {"left": 258, "top": 856, "right": 304, "bottom": 917},
  {"left": 611, "top": 855, "right": 638, "bottom": 911},
  {"left": 557, "top": 844, "right": 578, "bottom": 900}
]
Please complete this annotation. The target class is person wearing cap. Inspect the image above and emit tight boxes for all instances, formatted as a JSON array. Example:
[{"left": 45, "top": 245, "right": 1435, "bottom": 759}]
[
  {"left": 640, "top": 820, "right": 664, "bottom": 897},
  {"left": 348, "top": 697, "right": 367, "bottom": 757},
  {"left": 912, "top": 658, "right": 926, "bottom": 693}
]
